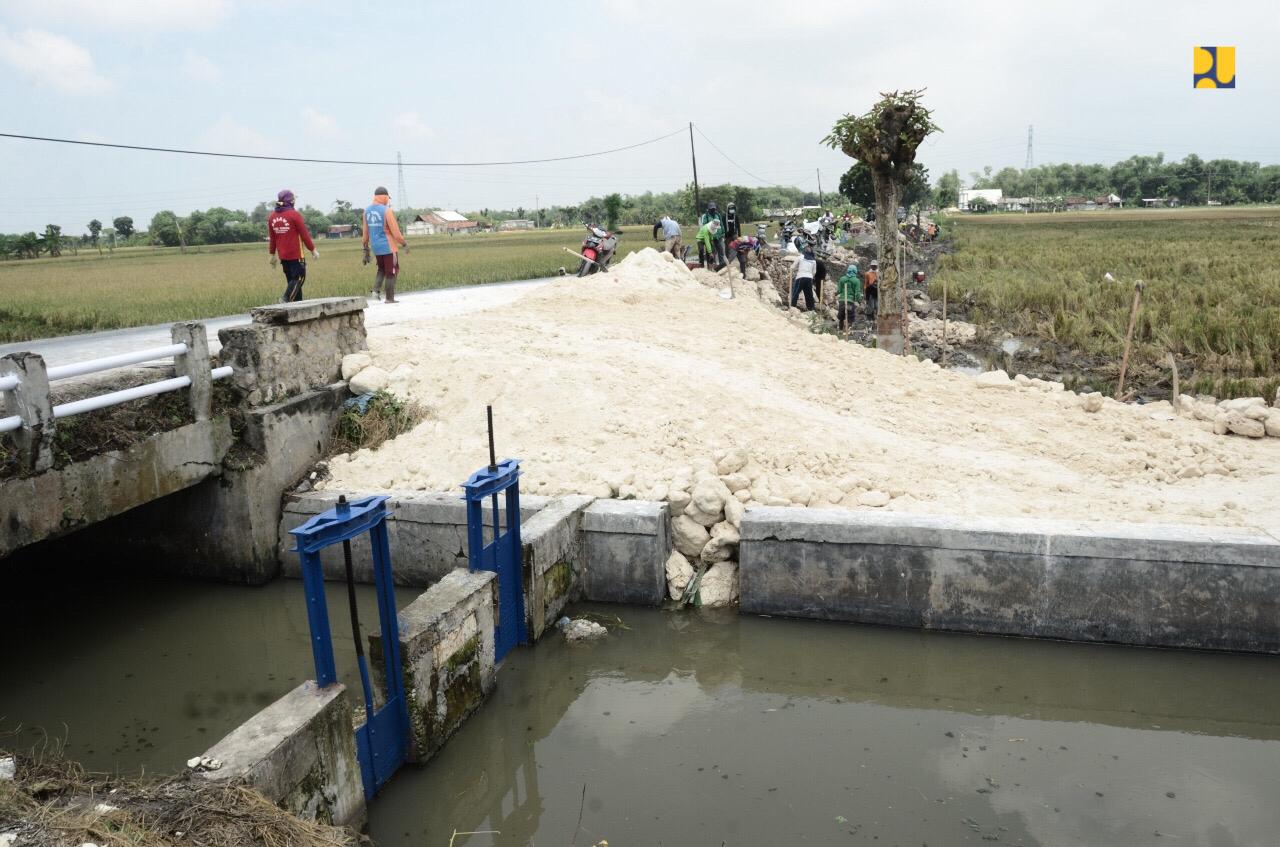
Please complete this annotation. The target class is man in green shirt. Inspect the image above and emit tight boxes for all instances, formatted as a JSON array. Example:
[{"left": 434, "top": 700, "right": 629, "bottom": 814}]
[
  {"left": 836, "top": 262, "right": 861, "bottom": 332},
  {"left": 696, "top": 219, "right": 723, "bottom": 269},
  {"left": 699, "top": 202, "right": 727, "bottom": 269}
]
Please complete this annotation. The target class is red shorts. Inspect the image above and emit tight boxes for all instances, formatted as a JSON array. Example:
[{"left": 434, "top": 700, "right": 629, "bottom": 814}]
[{"left": 375, "top": 252, "right": 398, "bottom": 276}]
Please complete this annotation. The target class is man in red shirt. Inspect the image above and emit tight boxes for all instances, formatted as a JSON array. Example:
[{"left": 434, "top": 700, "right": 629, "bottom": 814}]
[{"left": 267, "top": 189, "right": 318, "bottom": 302}]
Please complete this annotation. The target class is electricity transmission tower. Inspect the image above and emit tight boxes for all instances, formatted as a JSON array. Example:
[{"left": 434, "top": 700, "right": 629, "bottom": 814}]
[
  {"left": 1025, "top": 125, "right": 1034, "bottom": 169},
  {"left": 397, "top": 151, "right": 408, "bottom": 209}
]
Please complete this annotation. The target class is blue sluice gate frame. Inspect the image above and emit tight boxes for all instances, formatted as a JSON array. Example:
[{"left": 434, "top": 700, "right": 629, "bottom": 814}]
[
  {"left": 461, "top": 458, "right": 527, "bottom": 662},
  {"left": 289, "top": 494, "right": 409, "bottom": 799}
]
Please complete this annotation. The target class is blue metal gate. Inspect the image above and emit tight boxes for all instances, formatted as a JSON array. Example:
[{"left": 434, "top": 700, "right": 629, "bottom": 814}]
[
  {"left": 461, "top": 457, "right": 527, "bottom": 662},
  {"left": 289, "top": 494, "right": 409, "bottom": 799}
]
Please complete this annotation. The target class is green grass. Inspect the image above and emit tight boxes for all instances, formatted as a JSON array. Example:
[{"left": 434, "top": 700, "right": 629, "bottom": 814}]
[
  {"left": 0, "top": 225, "right": 661, "bottom": 342},
  {"left": 932, "top": 207, "right": 1280, "bottom": 398}
]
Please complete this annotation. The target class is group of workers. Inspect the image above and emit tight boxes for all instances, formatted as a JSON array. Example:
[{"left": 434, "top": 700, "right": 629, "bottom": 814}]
[{"left": 266, "top": 186, "right": 408, "bottom": 304}]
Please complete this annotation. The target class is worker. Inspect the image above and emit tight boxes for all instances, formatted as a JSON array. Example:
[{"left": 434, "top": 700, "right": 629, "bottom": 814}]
[
  {"left": 724, "top": 202, "right": 741, "bottom": 241},
  {"left": 653, "top": 215, "right": 682, "bottom": 257},
  {"left": 696, "top": 219, "right": 722, "bottom": 269},
  {"left": 699, "top": 202, "right": 727, "bottom": 269},
  {"left": 836, "top": 262, "right": 860, "bottom": 332},
  {"left": 362, "top": 186, "right": 408, "bottom": 303},
  {"left": 755, "top": 221, "right": 769, "bottom": 243},
  {"left": 863, "top": 260, "right": 880, "bottom": 321},
  {"left": 727, "top": 235, "right": 758, "bottom": 277},
  {"left": 790, "top": 239, "right": 825, "bottom": 311},
  {"left": 780, "top": 219, "right": 796, "bottom": 252},
  {"left": 267, "top": 189, "right": 318, "bottom": 303}
]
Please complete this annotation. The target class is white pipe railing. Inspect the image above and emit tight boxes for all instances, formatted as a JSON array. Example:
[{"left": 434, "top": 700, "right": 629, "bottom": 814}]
[
  {"left": 46, "top": 343, "right": 189, "bottom": 382},
  {"left": 0, "top": 366, "right": 231, "bottom": 432},
  {"left": 0, "top": 374, "right": 17, "bottom": 392}
]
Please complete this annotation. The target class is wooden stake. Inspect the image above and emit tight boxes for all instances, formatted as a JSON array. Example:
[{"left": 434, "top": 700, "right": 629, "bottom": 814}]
[
  {"left": 1115, "top": 280, "right": 1145, "bottom": 400},
  {"left": 941, "top": 276, "right": 949, "bottom": 367}
]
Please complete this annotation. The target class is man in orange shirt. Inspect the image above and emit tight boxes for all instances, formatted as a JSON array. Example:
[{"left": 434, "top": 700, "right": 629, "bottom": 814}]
[
  {"left": 362, "top": 187, "right": 408, "bottom": 303},
  {"left": 267, "top": 189, "right": 318, "bottom": 302}
]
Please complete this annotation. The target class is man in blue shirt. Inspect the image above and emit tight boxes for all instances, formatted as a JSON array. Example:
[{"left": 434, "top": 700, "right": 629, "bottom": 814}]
[{"left": 652, "top": 215, "right": 683, "bottom": 258}]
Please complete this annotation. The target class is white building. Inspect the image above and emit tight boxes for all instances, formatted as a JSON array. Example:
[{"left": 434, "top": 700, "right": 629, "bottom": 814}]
[{"left": 958, "top": 188, "right": 1003, "bottom": 211}]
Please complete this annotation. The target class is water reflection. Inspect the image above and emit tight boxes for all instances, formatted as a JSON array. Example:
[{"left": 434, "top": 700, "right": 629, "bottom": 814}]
[{"left": 369, "top": 607, "right": 1280, "bottom": 846}]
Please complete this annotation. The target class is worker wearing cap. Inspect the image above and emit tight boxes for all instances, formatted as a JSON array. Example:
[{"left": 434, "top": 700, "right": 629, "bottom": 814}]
[
  {"left": 267, "top": 189, "right": 318, "bottom": 303},
  {"left": 699, "top": 202, "right": 727, "bottom": 269},
  {"left": 363, "top": 187, "right": 408, "bottom": 303},
  {"left": 863, "top": 260, "right": 880, "bottom": 321}
]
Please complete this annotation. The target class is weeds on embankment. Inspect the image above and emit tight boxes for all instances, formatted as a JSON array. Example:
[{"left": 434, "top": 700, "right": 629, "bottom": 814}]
[
  {"left": 931, "top": 210, "right": 1280, "bottom": 399},
  {"left": 0, "top": 226, "right": 655, "bottom": 343},
  {"left": 330, "top": 390, "right": 426, "bottom": 455}
]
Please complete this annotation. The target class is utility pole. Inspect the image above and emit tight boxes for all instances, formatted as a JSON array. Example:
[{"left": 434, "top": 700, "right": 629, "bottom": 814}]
[
  {"left": 689, "top": 121, "right": 701, "bottom": 216},
  {"left": 1206, "top": 172, "right": 1213, "bottom": 205},
  {"left": 817, "top": 168, "right": 824, "bottom": 207},
  {"left": 1025, "top": 124, "right": 1034, "bottom": 169},
  {"left": 396, "top": 151, "right": 408, "bottom": 211}
]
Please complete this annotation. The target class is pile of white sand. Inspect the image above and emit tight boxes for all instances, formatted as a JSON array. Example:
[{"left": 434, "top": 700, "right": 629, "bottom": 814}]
[{"left": 327, "top": 248, "right": 1280, "bottom": 536}]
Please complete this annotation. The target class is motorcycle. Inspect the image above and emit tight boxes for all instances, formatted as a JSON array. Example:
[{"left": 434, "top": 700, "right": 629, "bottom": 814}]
[{"left": 577, "top": 225, "right": 619, "bottom": 277}]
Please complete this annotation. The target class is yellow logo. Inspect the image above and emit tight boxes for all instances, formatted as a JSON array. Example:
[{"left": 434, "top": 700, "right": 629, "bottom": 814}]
[{"left": 1194, "top": 46, "right": 1235, "bottom": 88}]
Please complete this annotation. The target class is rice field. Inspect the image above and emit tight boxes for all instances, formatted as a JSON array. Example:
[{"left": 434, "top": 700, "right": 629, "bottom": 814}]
[
  {"left": 0, "top": 225, "right": 657, "bottom": 342},
  {"left": 931, "top": 208, "right": 1280, "bottom": 399}
]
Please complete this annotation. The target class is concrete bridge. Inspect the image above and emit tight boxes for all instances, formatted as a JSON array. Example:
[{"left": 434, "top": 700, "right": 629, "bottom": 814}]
[{"left": 0, "top": 297, "right": 367, "bottom": 579}]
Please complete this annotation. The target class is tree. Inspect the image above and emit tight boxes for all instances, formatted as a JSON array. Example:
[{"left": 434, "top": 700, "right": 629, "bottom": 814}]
[
  {"left": 42, "top": 224, "right": 63, "bottom": 257},
  {"left": 88, "top": 219, "right": 103, "bottom": 254},
  {"left": 824, "top": 89, "right": 940, "bottom": 352},
  {"left": 149, "top": 211, "right": 184, "bottom": 248},
  {"left": 935, "top": 169, "right": 960, "bottom": 208},
  {"left": 603, "top": 193, "right": 623, "bottom": 231},
  {"left": 112, "top": 216, "right": 135, "bottom": 238},
  {"left": 967, "top": 196, "right": 994, "bottom": 213},
  {"left": 838, "top": 162, "right": 875, "bottom": 211},
  {"left": 15, "top": 232, "right": 40, "bottom": 259},
  {"left": 299, "top": 206, "right": 329, "bottom": 240}
]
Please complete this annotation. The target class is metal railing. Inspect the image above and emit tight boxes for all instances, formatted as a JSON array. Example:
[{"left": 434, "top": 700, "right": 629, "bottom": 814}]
[{"left": 0, "top": 322, "right": 229, "bottom": 471}]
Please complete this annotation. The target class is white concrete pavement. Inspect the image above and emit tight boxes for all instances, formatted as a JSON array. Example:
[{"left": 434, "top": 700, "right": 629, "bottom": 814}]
[{"left": 0, "top": 278, "right": 553, "bottom": 366}]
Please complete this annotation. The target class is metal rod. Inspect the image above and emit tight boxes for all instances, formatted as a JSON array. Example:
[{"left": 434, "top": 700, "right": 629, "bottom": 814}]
[
  {"left": 45, "top": 343, "right": 188, "bottom": 381},
  {"left": 47, "top": 367, "right": 231, "bottom": 420},
  {"left": 487, "top": 405, "right": 497, "bottom": 472}
]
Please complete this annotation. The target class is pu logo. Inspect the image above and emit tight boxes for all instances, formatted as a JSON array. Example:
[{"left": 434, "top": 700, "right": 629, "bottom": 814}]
[{"left": 1194, "top": 46, "right": 1235, "bottom": 88}]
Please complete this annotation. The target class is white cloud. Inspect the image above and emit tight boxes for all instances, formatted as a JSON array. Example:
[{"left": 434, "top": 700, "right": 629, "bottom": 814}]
[
  {"left": 11, "top": 0, "right": 232, "bottom": 30},
  {"left": 199, "top": 116, "right": 271, "bottom": 152},
  {"left": 0, "top": 28, "right": 113, "bottom": 94},
  {"left": 181, "top": 50, "right": 220, "bottom": 82},
  {"left": 391, "top": 112, "right": 434, "bottom": 141},
  {"left": 301, "top": 107, "right": 338, "bottom": 136}
]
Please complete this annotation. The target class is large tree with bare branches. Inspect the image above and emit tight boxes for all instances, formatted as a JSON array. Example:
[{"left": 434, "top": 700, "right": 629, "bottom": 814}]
[{"left": 824, "top": 90, "right": 939, "bottom": 353}]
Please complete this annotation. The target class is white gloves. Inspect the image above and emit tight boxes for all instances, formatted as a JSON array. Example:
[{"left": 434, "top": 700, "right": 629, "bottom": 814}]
[{"left": 311, "top": 248, "right": 320, "bottom": 259}]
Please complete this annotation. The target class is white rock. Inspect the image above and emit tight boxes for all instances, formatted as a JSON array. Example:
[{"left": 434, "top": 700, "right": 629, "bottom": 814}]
[
  {"left": 1080, "top": 392, "right": 1105, "bottom": 413},
  {"left": 684, "top": 501, "right": 722, "bottom": 527},
  {"left": 766, "top": 495, "right": 791, "bottom": 507},
  {"left": 858, "top": 489, "right": 891, "bottom": 507},
  {"left": 667, "top": 489, "right": 692, "bottom": 515},
  {"left": 710, "top": 520, "right": 740, "bottom": 545},
  {"left": 617, "top": 484, "right": 639, "bottom": 500},
  {"left": 0, "top": 756, "right": 13, "bottom": 781},
  {"left": 665, "top": 550, "right": 695, "bottom": 600},
  {"left": 788, "top": 482, "right": 813, "bottom": 506},
  {"left": 698, "top": 562, "right": 739, "bottom": 607},
  {"left": 560, "top": 618, "right": 607, "bottom": 642},
  {"left": 700, "top": 535, "right": 735, "bottom": 564},
  {"left": 1243, "top": 405, "right": 1270, "bottom": 421},
  {"left": 733, "top": 489, "right": 751, "bottom": 503},
  {"left": 1213, "top": 414, "right": 1230, "bottom": 435},
  {"left": 349, "top": 365, "right": 390, "bottom": 395},
  {"left": 720, "top": 472, "right": 750, "bottom": 493},
  {"left": 340, "top": 352, "right": 372, "bottom": 380},
  {"left": 671, "top": 515, "right": 711, "bottom": 557},
  {"left": 1266, "top": 411, "right": 1280, "bottom": 437},
  {"left": 716, "top": 447, "right": 750, "bottom": 475},
  {"left": 724, "top": 497, "right": 745, "bottom": 527},
  {"left": 1013, "top": 373, "right": 1032, "bottom": 386},
  {"left": 1222, "top": 396, "right": 1266, "bottom": 411},
  {"left": 975, "top": 369, "right": 1015, "bottom": 390},
  {"left": 1225, "top": 412, "right": 1265, "bottom": 438},
  {"left": 691, "top": 479, "right": 728, "bottom": 515},
  {"left": 186, "top": 756, "right": 202, "bottom": 769}
]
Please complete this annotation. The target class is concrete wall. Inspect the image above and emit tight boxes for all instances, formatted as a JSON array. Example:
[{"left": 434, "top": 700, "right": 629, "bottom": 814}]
[
  {"left": 581, "top": 499, "right": 670, "bottom": 605},
  {"left": 740, "top": 508, "right": 1280, "bottom": 653},
  {"left": 0, "top": 417, "right": 232, "bottom": 559},
  {"left": 279, "top": 490, "right": 548, "bottom": 587},
  {"left": 370, "top": 569, "right": 497, "bottom": 763},
  {"left": 96, "top": 383, "right": 348, "bottom": 584},
  {"left": 198, "top": 680, "right": 364, "bottom": 828},
  {"left": 218, "top": 297, "right": 367, "bottom": 407},
  {"left": 520, "top": 495, "right": 593, "bottom": 640}
]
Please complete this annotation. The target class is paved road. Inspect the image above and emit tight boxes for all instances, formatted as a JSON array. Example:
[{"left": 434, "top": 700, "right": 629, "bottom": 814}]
[{"left": 0, "top": 278, "right": 553, "bottom": 366}]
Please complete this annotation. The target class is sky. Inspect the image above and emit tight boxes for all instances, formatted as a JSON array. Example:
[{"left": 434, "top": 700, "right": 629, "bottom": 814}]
[{"left": 0, "top": 0, "right": 1275, "bottom": 234}]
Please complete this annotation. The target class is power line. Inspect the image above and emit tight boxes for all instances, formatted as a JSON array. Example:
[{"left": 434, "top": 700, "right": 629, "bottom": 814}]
[
  {"left": 692, "top": 125, "right": 779, "bottom": 186},
  {"left": 0, "top": 128, "right": 687, "bottom": 167}
]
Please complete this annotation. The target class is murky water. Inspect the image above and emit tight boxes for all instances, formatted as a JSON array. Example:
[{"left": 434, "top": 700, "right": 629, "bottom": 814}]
[
  {"left": 370, "top": 605, "right": 1280, "bottom": 847},
  {"left": 0, "top": 568, "right": 414, "bottom": 774}
]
